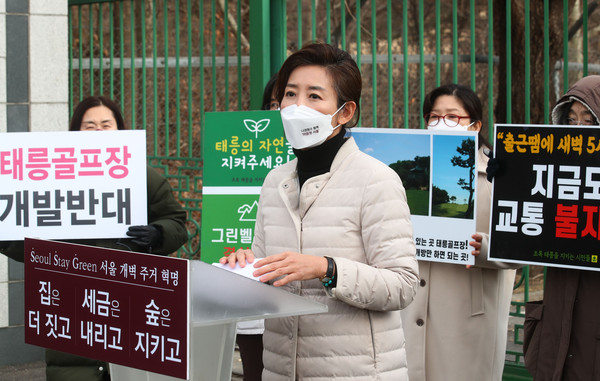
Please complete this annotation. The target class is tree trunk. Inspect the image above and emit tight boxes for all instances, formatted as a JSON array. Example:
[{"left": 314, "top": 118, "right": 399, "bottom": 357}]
[{"left": 494, "top": 0, "right": 569, "bottom": 124}]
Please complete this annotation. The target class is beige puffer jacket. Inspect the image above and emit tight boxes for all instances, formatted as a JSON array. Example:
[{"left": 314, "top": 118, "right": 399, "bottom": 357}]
[{"left": 252, "top": 137, "right": 419, "bottom": 381}]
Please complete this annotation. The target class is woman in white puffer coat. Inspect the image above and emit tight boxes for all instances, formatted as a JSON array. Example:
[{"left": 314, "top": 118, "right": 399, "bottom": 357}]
[{"left": 220, "top": 42, "right": 419, "bottom": 380}]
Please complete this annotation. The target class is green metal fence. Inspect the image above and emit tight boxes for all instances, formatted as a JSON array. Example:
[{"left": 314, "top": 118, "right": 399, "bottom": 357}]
[{"left": 67, "top": 1, "right": 600, "bottom": 379}]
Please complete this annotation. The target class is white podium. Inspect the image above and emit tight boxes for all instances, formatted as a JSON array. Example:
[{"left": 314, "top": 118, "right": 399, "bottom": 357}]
[{"left": 111, "top": 260, "right": 327, "bottom": 380}]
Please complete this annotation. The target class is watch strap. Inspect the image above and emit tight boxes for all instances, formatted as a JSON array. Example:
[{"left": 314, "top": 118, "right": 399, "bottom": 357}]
[{"left": 319, "top": 256, "right": 335, "bottom": 286}]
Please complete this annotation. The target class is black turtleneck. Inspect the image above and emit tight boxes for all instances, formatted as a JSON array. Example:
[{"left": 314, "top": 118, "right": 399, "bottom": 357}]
[{"left": 294, "top": 128, "right": 347, "bottom": 189}]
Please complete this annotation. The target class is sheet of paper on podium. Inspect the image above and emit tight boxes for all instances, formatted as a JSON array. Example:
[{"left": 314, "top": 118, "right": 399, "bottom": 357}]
[{"left": 212, "top": 262, "right": 262, "bottom": 281}]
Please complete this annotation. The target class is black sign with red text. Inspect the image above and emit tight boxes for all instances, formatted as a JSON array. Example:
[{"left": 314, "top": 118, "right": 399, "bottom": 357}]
[{"left": 489, "top": 124, "right": 600, "bottom": 271}]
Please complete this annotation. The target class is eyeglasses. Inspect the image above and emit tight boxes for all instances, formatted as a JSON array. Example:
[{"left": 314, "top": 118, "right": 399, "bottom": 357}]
[
  {"left": 263, "top": 101, "right": 280, "bottom": 111},
  {"left": 567, "top": 117, "right": 597, "bottom": 126},
  {"left": 424, "top": 113, "right": 471, "bottom": 127}
]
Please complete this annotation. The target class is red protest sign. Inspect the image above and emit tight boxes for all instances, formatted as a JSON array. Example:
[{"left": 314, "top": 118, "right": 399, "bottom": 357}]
[{"left": 24, "top": 238, "right": 189, "bottom": 379}]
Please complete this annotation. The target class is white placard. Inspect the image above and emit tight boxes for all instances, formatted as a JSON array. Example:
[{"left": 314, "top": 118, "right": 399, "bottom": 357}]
[
  {"left": 353, "top": 127, "right": 478, "bottom": 265},
  {"left": 0, "top": 130, "right": 147, "bottom": 240}
]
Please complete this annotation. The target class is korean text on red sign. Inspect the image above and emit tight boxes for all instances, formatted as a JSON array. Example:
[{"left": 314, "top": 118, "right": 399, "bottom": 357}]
[{"left": 24, "top": 238, "right": 189, "bottom": 379}]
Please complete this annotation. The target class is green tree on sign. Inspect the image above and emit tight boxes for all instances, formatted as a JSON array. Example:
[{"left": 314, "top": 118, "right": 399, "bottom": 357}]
[{"left": 451, "top": 138, "right": 475, "bottom": 219}]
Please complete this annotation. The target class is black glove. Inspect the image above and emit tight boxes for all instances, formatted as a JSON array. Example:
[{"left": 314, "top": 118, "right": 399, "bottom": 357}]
[
  {"left": 126, "top": 225, "right": 162, "bottom": 249},
  {"left": 484, "top": 149, "right": 502, "bottom": 182}
]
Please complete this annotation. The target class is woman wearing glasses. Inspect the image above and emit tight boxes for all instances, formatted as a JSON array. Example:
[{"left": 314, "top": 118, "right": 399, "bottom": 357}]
[{"left": 401, "top": 83, "right": 519, "bottom": 381}]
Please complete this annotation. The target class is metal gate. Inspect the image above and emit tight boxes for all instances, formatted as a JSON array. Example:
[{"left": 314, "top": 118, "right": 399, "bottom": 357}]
[{"left": 68, "top": 1, "right": 600, "bottom": 379}]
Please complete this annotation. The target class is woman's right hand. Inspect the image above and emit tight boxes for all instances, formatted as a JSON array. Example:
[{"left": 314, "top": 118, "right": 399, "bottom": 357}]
[{"left": 219, "top": 247, "right": 256, "bottom": 268}]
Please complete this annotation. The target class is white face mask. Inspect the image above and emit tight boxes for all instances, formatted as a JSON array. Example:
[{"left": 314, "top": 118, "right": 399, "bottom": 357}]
[
  {"left": 427, "top": 120, "right": 475, "bottom": 132},
  {"left": 280, "top": 103, "right": 346, "bottom": 149}
]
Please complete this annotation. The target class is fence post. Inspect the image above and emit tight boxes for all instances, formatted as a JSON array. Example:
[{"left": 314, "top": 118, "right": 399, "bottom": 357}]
[
  {"left": 249, "top": 0, "right": 271, "bottom": 110},
  {"left": 270, "top": 1, "right": 286, "bottom": 77}
]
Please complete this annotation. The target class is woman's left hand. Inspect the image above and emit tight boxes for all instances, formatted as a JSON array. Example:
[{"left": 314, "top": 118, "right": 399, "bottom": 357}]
[
  {"left": 466, "top": 233, "right": 483, "bottom": 269},
  {"left": 253, "top": 251, "right": 328, "bottom": 287}
]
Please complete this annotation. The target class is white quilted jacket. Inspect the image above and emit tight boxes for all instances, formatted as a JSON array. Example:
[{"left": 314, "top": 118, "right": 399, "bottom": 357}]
[{"left": 252, "top": 137, "right": 419, "bottom": 381}]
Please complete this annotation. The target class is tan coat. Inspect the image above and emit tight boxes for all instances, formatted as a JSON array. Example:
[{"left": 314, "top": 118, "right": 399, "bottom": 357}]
[
  {"left": 252, "top": 138, "right": 419, "bottom": 380},
  {"left": 401, "top": 147, "right": 518, "bottom": 381}
]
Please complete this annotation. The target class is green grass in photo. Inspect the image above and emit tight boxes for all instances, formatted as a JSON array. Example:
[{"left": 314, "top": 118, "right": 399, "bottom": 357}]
[
  {"left": 406, "top": 189, "right": 429, "bottom": 216},
  {"left": 432, "top": 202, "right": 469, "bottom": 218}
]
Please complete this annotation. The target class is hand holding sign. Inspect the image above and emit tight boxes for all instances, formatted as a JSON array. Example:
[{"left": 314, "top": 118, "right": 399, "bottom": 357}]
[{"left": 127, "top": 225, "right": 162, "bottom": 248}]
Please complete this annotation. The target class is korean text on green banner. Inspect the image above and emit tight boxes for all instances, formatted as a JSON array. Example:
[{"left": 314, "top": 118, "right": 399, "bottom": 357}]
[
  {"left": 489, "top": 124, "right": 600, "bottom": 270},
  {"left": 201, "top": 111, "right": 294, "bottom": 263}
]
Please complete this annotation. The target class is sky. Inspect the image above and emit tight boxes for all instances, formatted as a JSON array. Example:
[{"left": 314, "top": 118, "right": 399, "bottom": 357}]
[
  {"left": 352, "top": 129, "right": 475, "bottom": 203},
  {"left": 432, "top": 135, "right": 474, "bottom": 202},
  {"left": 352, "top": 129, "right": 429, "bottom": 165}
]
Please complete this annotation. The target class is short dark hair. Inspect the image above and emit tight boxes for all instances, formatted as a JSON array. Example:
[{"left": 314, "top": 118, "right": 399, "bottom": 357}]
[
  {"left": 69, "top": 96, "right": 126, "bottom": 131},
  {"left": 275, "top": 42, "right": 362, "bottom": 127},
  {"left": 422, "top": 83, "right": 490, "bottom": 148},
  {"left": 261, "top": 74, "right": 278, "bottom": 111}
]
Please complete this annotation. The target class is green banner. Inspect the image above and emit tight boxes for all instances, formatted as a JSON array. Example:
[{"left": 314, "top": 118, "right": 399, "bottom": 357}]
[
  {"left": 200, "top": 194, "right": 260, "bottom": 263},
  {"left": 201, "top": 111, "right": 294, "bottom": 263},
  {"left": 203, "top": 111, "right": 293, "bottom": 187}
]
